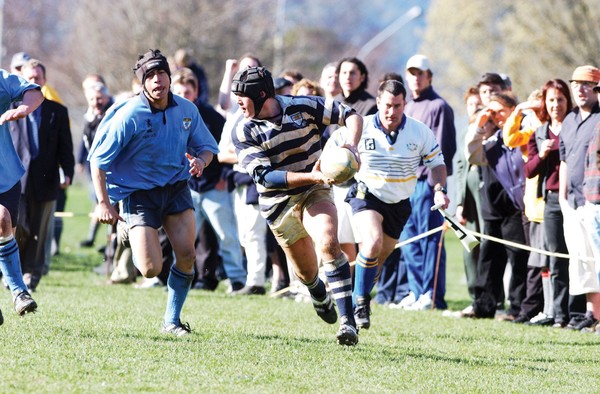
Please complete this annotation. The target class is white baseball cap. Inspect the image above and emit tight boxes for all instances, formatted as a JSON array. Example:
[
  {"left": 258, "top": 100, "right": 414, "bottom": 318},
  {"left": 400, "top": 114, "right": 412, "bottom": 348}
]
[{"left": 406, "top": 54, "right": 431, "bottom": 72}]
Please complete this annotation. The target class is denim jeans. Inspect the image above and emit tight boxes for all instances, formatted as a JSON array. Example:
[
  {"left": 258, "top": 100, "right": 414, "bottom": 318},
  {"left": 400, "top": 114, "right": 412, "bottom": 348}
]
[{"left": 190, "top": 188, "right": 246, "bottom": 285}]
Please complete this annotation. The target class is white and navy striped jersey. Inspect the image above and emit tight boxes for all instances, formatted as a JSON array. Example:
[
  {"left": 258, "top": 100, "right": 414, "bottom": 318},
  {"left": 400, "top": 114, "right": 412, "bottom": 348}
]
[
  {"left": 355, "top": 113, "right": 445, "bottom": 204},
  {"left": 232, "top": 95, "right": 354, "bottom": 223}
]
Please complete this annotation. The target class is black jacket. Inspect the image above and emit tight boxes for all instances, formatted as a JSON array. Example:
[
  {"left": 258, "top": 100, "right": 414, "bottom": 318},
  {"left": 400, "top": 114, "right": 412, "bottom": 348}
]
[{"left": 26, "top": 99, "right": 75, "bottom": 202}]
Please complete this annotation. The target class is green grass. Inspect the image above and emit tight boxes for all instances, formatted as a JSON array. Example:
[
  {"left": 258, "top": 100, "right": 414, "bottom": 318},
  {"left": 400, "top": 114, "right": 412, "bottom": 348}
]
[{"left": 2, "top": 185, "right": 600, "bottom": 393}]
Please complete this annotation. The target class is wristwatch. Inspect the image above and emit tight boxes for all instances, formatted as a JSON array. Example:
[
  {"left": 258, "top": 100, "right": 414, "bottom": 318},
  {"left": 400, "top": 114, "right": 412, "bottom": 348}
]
[{"left": 434, "top": 184, "right": 447, "bottom": 194}]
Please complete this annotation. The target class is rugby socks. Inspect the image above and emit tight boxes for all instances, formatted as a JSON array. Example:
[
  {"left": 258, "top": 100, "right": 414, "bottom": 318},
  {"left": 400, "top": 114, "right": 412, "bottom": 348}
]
[
  {"left": 353, "top": 252, "right": 379, "bottom": 302},
  {"left": 301, "top": 274, "right": 327, "bottom": 302},
  {"left": 0, "top": 237, "right": 28, "bottom": 296},
  {"left": 164, "top": 264, "right": 194, "bottom": 326},
  {"left": 324, "top": 255, "right": 355, "bottom": 325}
]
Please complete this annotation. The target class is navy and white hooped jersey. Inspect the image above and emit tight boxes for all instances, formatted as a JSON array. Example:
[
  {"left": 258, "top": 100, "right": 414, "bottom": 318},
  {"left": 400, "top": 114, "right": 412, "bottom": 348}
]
[
  {"left": 355, "top": 113, "right": 445, "bottom": 204},
  {"left": 232, "top": 95, "right": 354, "bottom": 223}
]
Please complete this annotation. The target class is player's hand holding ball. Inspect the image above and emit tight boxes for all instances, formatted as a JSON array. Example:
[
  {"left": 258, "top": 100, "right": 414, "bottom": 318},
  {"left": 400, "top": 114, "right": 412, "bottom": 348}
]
[{"left": 318, "top": 145, "right": 360, "bottom": 185}]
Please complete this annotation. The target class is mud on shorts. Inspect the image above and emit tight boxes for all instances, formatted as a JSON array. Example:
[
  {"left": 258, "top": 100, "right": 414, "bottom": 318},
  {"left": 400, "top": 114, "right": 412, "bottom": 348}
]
[{"left": 269, "top": 185, "right": 334, "bottom": 247}]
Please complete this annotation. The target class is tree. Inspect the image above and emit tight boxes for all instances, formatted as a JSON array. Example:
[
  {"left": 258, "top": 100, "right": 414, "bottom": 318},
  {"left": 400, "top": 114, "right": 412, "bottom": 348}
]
[{"left": 419, "top": 0, "right": 600, "bottom": 115}]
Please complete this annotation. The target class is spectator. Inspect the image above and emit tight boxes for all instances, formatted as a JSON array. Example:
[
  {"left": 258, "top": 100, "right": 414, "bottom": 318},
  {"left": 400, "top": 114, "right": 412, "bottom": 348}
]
[
  {"left": 292, "top": 78, "right": 323, "bottom": 97},
  {"left": 172, "top": 48, "right": 209, "bottom": 103},
  {"left": 379, "top": 72, "right": 404, "bottom": 85},
  {"left": 466, "top": 92, "right": 529, "bottom": 320},
  {"left": 452, "top": 87, "right": 483, "bottom": 308},
  {"left": 217, "top": 54, "right": 262, "bottom": 116},
  {"left": 279, "top": 69, "right": 303, "bottom": 85},
  {"left": 397, "top": 54, "right": 456, "bottom": 310},
  {"left": 16, "top": 59, "right": 74, "bottom": 292},
  {"left": 558, "top": 65, "right": 600, "bottom": 331},
  {"left": 502, "top": 89, "right": 547, "bottom": 324},
  {"left": 522, "top": 79, "right": 574, "bottom": 327},
  {"left": 0, "top": 68, "right": 44, "bottom": 323},
  {"left": 78, "top": 75, "right": 114, "bottom": 248},
  {"left": 336, "top": 57, "right": 377, "bottom": 116},
  {"left": 580, "top": 81, "right": 600, "bottom": 331},
  {"left": 319, "top": 62, "right": 341, "bottom": 99},
  {"left": 171, "top": 68, "right": 247, "bottom": 293},
  {"left": 274, "top": 77, "right": 293, "bottom": 95},
  {"left": 10, "top": 52, "right": 63, "bottom": 104},
  {"left": 215, "top": 55, "right": 289, "bottom": 295}
]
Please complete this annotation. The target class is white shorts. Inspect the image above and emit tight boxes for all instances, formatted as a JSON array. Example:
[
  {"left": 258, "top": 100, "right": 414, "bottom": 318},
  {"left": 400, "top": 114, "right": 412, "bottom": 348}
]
[
  {"left": 563, "top": 203, "right": 600, "bottom": 295},
  {"left": 332, "top": 184, "right": 361, "bottom": 244}
]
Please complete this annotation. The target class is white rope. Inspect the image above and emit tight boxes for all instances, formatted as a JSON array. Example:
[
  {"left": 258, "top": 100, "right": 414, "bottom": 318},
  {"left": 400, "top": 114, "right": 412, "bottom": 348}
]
[{"left": 469, "top": 229, "right": 596, "bottom": 263}]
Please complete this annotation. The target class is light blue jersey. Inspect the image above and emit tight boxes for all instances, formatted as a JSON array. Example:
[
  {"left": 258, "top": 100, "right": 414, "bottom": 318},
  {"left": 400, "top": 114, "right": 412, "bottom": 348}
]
[
  {"left": 0, "top": 69, "right": 40, "bottom": 193},
  {"left": 88, "top": 92, "right": 218, "bottom": 204}
]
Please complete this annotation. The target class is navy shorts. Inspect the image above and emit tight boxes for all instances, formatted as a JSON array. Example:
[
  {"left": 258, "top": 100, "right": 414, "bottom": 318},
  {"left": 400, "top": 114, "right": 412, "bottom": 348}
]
[
  {"left": 122, "top": 181, "right": 193, "bottom": 229},
  {"left": 345, "top": 182, "right": 411, "bottom": 239},
  {"left": 0, "top": 181, "right": 21, "bottom": 227}
]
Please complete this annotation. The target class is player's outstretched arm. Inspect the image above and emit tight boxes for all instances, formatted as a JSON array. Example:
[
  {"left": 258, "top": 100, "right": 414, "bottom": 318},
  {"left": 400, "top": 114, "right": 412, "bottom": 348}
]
[{"left": 0, "top": 89, "right": 44, "bottom": 125}]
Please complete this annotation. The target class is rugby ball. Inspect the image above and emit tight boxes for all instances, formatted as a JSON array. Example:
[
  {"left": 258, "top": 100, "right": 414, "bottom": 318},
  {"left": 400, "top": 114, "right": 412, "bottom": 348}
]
[{"left": 320, "top": 146, "right": 359, "bottom": 184}]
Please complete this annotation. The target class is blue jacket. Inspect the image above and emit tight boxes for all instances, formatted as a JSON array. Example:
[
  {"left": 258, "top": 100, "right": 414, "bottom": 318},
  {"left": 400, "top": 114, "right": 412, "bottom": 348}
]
[{"left": 483, "top": 129, "right": 525, "bottom": 212}]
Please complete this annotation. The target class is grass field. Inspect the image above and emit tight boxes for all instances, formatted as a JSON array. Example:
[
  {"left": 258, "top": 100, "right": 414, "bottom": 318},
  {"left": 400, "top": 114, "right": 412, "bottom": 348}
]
[{"left": 2, "top": 184, "right": 600, "bottom": 393}]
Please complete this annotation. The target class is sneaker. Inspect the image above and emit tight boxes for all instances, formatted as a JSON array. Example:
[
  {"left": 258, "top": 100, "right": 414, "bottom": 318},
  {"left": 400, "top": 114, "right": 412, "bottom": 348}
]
[
  {"left": 230, "top": 285, "right": 266, "bottom": 296},
  {"left": 512, "top": 314, "right": 531, "bottom": 324},
  {"left": 390, "top": 291, "right": 416, "bottom": 309},
  {"left": 0, "top": 307, "right": 3, "bottom": 326},
  {"left": 570, "top": 311, "right": 597, "bottom": 331},
  {"left": 134, "top": 277, "right": 162, "bottom": 289},
  {"left": 226, "top": 281, "right": 245, "bottom": 294},
  {"left": 581, "top": 320, "right": 600, "bottom": 334},
  {"left": 496, "top": 313, "right": 517, "bottom": 322},
  {"left": 565, "top": 313, "right": 588, "bottom": 330},
  {"left": 79, "top": 239, "right": 94, "bottom": 247},
  {"left": 406, "top": 292, "right": 433, "bottom": 311},
  {"left": 552, "top": 320, "right": 567, "bottom": 328},
  {"left": 527, "top": 312, "right": 554, "bottom": 326},
  {"left": 162, "top": 321, "right": 192, "bottom": 337},
  {"left": 336, "top": 316, "right": 358, "bottom": 346},
  {"left": 354, "top": 296, "right": 371, "bottom": 330},
  {"left": 14, "top": 291, "right": 37, "bottom": 316},
  {"left": 312, "top": 293, "right": 337, "bottom": 324}
]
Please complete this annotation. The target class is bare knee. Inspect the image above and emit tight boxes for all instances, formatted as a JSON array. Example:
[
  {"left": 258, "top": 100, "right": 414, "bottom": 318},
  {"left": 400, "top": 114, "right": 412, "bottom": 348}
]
[
  {"left": 0, "top": 207, "right": 13, "bottom": 236},
  {"left": 361, "top": 236, "right": 383, "bottom": 258},
  {"left": 138, "top": 265, "right": 161, "bottom": 278},
  {"left": 318, "top": 237, "right": 341, "bottom": 262},
  {"left": 174, "top": 247, "right": 196, "bottom": 272}
]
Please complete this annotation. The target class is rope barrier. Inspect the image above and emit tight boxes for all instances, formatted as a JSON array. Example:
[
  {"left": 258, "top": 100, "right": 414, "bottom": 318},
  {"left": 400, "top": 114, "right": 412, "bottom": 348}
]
[{"left": 469, "top": 229, "right": 596, "bottom": 263}]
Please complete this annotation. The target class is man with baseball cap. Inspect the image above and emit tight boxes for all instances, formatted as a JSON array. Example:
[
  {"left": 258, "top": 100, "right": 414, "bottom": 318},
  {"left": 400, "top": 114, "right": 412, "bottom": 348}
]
[
  {"left": 10, "top": 52, "right": 31, "bottom": 75},
  {"left": 392, "top": 54, "right": 456, "bottom": 311},
  {"left": 558, "top": 65, "right": 600, "bottom": 331},
  {"left": 231, "top": 66, "right": 363, "bottom": 346},
  {"left": 88, "top": 49, "right": 219, "bottom": 336}
]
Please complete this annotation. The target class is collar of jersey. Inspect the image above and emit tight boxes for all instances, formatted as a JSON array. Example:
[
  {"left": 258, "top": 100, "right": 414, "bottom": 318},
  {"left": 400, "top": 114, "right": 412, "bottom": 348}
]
[
  {"left": 373, "top": 112, "right": 406, "bottom": 135},
  {"left": 140, "top": 91, "right": 178, "bottom": 114}
]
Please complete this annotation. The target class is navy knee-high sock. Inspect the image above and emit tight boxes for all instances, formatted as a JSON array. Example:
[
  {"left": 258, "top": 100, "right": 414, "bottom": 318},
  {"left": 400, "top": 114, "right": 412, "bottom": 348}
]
[
  {"left": 324, "top": 255, "right": 355, "bottom": 325},
  {"left": 0, "top": 237, "right": 28, "bottom": 296},
  {"left": 301, "top": 274, "right": 328, "bottom": 302},
  {"left": 164, "top": 265, "right": 194, "bottom": 326}
]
